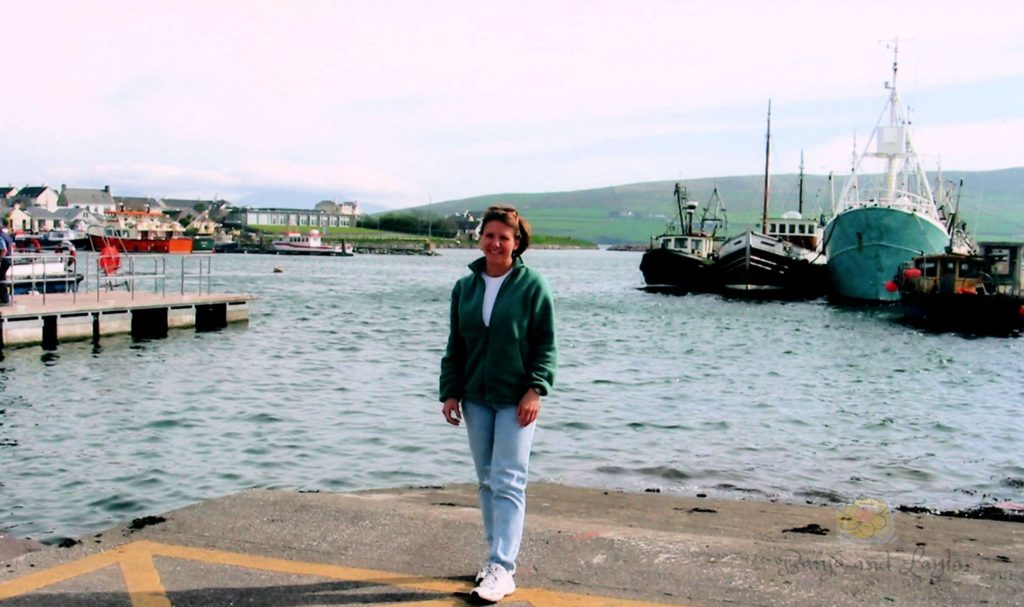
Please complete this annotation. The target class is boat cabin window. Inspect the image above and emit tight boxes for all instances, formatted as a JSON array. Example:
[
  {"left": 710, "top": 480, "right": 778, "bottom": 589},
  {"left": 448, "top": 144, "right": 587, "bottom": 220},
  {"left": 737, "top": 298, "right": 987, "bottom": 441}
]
[
  {"left": 942, "top": 260, "right": 956, "bottom": 276},
  {"left": 987, "top": 248, "right": 1010, "bottom": 275},
  {"left": 958, "top": 262, "right": 981, "bottom": 279},
  {"left": 788, "top": 224, "right": 796, "bottom": 234},
  {"left": 769, "top": 223, "right": 777, "bottom": 234},
  {"left": 920, "top": 261, "right": 937, "bottom": 278},
  {"left": 674, "top": 237, "right": 687, "bottom": 249}
]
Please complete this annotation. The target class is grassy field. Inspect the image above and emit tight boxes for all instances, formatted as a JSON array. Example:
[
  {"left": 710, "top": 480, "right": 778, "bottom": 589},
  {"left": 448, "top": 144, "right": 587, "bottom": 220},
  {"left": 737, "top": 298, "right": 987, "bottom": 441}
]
[{"left": 398, "top": 168, "right": 1024, "bottom": 244}]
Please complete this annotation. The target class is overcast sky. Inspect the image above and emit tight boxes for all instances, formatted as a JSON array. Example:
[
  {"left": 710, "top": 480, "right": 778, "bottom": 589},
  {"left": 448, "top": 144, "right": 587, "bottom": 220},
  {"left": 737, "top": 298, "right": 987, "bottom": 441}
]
[{"left": 4, "top": 0, "right": 1024, "bottom": 209}]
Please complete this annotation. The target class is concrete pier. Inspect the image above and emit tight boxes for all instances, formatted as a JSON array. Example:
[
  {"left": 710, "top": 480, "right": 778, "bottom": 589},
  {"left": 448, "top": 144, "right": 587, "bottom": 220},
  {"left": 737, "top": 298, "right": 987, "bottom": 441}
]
[
  {"left": 0, "top": 291, "right": 254, "bottom": 348},
  {"left": 1, "top": 484, "right": 1021, "bottom": 606}
]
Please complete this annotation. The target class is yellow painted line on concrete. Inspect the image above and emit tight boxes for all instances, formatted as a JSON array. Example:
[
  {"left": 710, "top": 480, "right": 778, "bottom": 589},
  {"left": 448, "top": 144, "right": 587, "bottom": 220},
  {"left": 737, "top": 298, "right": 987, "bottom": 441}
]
[
  {"left": 0, "top": 540, "right": 684, "bottom": 606},
  {"left": 137, "top": 540, "right": 469, "bottom": 596},
  {"left": 0, "top": 545, "right": 121, "bottom": 600},
  {"left": 518, "top": 587, "right": 672, "bottom": 606},
  {"left": 119, "top": 547, "right": 171, "bottom": 607}
]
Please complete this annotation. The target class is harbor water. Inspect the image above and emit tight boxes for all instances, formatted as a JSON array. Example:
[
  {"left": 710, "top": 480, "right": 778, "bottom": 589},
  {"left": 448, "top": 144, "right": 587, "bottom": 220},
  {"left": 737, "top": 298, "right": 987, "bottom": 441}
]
[{"left": 1, "top": 248, "right": 1022, "bottom": 543}]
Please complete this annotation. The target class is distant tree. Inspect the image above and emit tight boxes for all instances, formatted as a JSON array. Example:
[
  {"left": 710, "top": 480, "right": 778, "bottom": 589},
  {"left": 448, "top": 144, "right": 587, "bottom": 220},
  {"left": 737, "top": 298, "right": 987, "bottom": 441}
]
[
  {"left": 377, "top": 213, "right": 420, "bottom": 235},
  {"left": 193, "top": 203, "right": 208, "bottom": 213}
]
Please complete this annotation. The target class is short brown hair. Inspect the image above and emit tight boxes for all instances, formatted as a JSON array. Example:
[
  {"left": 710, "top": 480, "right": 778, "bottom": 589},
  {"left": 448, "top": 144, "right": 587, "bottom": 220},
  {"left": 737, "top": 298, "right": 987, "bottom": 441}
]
[{"left": 482, "top": 205, "right": 531, "bottom": 257}]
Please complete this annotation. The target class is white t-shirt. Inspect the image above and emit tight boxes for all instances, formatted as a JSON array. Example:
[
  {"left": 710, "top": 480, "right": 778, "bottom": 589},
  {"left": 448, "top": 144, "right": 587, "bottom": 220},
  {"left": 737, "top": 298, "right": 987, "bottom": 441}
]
[{"left": 481, "top": 268, "right": 512, "bottom": 327}]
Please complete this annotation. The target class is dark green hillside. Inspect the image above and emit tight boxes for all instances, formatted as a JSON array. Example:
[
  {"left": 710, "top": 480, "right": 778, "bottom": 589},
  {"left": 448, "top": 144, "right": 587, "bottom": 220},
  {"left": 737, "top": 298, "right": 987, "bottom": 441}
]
[{"left": 409, "top": 168, "right": 1024, "bottom": 244}]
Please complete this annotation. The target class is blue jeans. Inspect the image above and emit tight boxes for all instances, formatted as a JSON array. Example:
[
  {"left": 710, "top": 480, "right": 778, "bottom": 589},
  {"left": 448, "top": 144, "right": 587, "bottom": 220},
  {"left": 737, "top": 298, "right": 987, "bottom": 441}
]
[
  {"left": 0, "top": 258, "right": 11, "bottom": 304},
  {"left": 462, "top": 400, "right": 536, "bottom": 574}
]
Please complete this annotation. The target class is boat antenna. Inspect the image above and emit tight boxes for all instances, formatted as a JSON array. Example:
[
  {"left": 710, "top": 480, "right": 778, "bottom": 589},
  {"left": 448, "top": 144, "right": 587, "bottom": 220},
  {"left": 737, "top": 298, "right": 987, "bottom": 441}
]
[
  {"left": 798, "top": 150, "right": 805, "bottom": 216},
  {"left": 762, "top": 99, "right": 771, "bottom": 235},
  {"left": 673, "top": 182, "right": 687, "bottom": 234},
  {"left": 828, "top": 171, "right": 835, "bottom": 217}
]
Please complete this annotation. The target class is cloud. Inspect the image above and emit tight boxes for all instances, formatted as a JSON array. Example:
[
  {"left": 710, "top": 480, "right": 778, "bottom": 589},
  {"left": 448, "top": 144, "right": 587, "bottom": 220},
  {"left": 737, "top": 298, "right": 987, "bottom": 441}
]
[{"left": 4, "top": 0, "right": 1024, "bottom": 208}]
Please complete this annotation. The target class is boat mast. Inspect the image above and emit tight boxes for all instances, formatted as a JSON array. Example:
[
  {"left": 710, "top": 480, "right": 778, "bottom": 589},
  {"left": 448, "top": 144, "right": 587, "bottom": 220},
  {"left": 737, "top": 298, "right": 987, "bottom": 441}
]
[
  {"left": 798, "top": 150, "right": 805, "bottom": 216},
  {"left": 884, "top": 43, "right": 899, "bottom": 201},
  {"left": 762, "top": 99, "right": 771, "bottom": 235},
  {"left": 947, "top": 178, "right": 964, "bottom": 250},
  {"left": 673, "top": 182, "right": 688, "bottom": 234}
]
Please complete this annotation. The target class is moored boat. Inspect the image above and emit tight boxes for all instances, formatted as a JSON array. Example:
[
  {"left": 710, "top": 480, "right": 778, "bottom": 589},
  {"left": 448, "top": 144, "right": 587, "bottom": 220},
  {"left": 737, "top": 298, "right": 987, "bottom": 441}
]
[
  {"left": 822, "top": 47, "right": 970, "bottom": 303},
  {"left": 271, "top": 230, "right": 353, "bottom": 256},
  {"left": 191, "top": 235, "right": 216, "bottom": 254},
  {"left": 213, "top": 231, "right": 239, "bottom": 253},
  {"left": 894, "top": 242, "right": 1024, "bottom": 334},
  {"left": 34, "top": 229, "right": 89, "bottom": 250},
  {"left": 715, "top": 106, "right": 828, "bottom": 299},
  {"left": 716, "top": 217, "right": 828, "bottom": 299},
  {"left": 8, "top": 249, "right": 84, "bottom": 295},
  {"left": 639, "top": 183, "right": 727, "bottom": 293},
  {"left": 87, "top": 209, "right": 192, "bottom": 254}
]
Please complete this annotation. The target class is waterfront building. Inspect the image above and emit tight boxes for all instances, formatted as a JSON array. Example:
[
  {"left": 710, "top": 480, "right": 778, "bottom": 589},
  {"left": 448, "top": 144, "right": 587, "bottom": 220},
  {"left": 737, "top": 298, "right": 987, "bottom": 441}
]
[
  {"left": 114, "top": 196, "right": 162, "bottom": 213},
  {"left": 449, "top": 211, "right": 481, "bottom": 241},
  {"left": 225, "top": 200, "right": 361, "bottom": 230},
  {"left": 162, "top": 198, "right": 228, "bottom": 219},
  {"left": 3, "top": 207, "right": 31, "bottom": 231},
  {"left": 59, "top": 185, "right": 116, "bottom": 214},
  {"left": 21, "top": 207, "right": 63, "bottom": 232},
  {"left": 186, "top": 211, "right": 219, "bottom": 235},
  {"left": 11, "top": 186, "right": 59, "bottom": 212},
  {"left": 4, "top": 204, "right": 100, "bottom": 235}
]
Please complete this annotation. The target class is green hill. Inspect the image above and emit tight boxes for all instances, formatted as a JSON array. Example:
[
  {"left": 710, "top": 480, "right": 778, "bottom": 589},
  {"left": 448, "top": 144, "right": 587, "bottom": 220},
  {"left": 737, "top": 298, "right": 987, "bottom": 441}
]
[{"left": 406, "top": 168, "right": 1024, "bottom": 244}]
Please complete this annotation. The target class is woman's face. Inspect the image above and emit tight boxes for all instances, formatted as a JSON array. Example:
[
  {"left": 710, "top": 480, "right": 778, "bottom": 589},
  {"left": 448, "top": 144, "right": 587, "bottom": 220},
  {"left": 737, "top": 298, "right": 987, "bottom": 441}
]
[{"left": 479, "top": 219, "right": 519, "bottom": 267}]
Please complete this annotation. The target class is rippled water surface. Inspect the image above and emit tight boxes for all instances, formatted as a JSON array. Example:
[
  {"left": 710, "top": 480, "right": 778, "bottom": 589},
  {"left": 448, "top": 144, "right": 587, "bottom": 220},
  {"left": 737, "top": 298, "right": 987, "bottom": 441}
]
[{"left": 2, "top": 248, "right": 1022, "bottom": 542}]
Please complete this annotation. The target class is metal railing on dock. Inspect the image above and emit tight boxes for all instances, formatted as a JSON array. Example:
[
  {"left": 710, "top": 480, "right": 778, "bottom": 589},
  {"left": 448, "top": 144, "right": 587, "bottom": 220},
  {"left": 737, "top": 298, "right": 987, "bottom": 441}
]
[
  {"left": 1, "top": 253, "right": 254, "bottom": 349},
  {"left": 4, "top": 252, "right": 216, "bottom": 307},
  {"left": 92, "top": 254, "right": 213, "bottom": 300},
  {"left": 4, "top": 251, "right": 81, "bottom": 306}
]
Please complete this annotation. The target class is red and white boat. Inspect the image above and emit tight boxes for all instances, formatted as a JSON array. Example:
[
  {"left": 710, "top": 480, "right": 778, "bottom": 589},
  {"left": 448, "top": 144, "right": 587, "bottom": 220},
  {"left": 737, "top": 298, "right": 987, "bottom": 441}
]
[
  {"left": 87, "top": 209, "right": 192, "bottom": 254},
  {"left": 271, "top": 230, "right": 353, "bottom": 256}
]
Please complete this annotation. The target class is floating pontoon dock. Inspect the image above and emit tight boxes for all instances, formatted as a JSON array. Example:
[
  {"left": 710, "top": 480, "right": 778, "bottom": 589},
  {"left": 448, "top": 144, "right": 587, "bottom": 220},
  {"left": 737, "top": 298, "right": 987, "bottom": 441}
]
[{"left": 0, "top": 253, "right": 255, "bottom": 349}]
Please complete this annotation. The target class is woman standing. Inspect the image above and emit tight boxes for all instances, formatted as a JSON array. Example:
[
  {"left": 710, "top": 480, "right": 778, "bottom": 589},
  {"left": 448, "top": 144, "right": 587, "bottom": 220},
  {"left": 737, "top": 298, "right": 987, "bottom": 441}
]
[{"left": 440, "top": 205, "right": 557, "bottom": 603}]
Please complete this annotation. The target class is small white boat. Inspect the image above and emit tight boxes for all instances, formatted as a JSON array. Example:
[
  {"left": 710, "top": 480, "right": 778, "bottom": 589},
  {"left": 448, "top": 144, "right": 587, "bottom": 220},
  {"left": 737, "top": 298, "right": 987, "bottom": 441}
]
[
  {"left": 41, "top": 229, "right": 89, "bottom": 250},
  {"left": 8, "top": 247, "right": 83, "bottom": 294},
  {"left": 271, "top": 230, "right": 353, "bottom": 256}
]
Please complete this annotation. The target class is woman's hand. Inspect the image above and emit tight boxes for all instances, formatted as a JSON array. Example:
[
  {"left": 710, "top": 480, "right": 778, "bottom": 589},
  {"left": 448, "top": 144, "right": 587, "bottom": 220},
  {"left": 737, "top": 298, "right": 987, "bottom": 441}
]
[
  {"left": 442, "top": 398, "right": 462, "bottom": 426},
  {"left": 517, "top": 388, "right": 541, "bottom": 427}
]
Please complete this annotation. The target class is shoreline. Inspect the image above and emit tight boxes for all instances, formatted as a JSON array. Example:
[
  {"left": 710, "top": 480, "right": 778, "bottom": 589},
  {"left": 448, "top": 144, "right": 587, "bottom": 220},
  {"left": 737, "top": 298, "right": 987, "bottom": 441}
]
[
  {"left": 3, "top": 483, "right": 1020, "bottom": 556},
  {"left": 2, "top": 483, "right": 1022, "bottom": 605}
]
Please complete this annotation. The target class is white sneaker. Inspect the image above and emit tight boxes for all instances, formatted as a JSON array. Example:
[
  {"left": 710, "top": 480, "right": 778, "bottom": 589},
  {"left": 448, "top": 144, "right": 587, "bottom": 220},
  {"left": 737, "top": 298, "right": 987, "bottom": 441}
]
[
  {"left": 471, "top": 563, "right": 516, "bottom": 603},
  {"left": 474, "top": 564, "right": 489, "bottom": 583}
]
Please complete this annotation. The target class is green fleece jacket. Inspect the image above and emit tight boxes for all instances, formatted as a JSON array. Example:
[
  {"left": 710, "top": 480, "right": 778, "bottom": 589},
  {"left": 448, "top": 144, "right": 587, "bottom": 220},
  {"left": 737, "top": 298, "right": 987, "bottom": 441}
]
[{"left": 439, "top": 256, "right": 557, "bottom": 405}]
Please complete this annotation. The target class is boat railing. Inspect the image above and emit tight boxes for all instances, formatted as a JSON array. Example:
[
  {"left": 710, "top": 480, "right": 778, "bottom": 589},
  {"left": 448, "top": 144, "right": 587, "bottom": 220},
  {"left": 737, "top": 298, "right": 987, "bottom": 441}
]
[{"left": 836, "top": 187, "right": 941, "bottom": 221}]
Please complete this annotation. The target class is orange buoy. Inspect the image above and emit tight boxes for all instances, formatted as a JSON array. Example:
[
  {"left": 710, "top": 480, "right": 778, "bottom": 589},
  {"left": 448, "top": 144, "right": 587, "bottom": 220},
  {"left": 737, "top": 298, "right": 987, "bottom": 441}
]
[
  {"left": 903, "top": 267, "right": 922, "bottom": 279},
  {"left": 884, "top": 280, "right": 898, "bottom": 293},
  {"left": 99, "top": 245, "right": 122, "bottom": 274}
]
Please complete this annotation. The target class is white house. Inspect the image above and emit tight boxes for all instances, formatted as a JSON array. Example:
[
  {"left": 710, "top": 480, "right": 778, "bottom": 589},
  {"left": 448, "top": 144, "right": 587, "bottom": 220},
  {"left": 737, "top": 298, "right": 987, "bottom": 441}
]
[
  {"left": 59, "top": 184, "right": 117, "bottom": 214},
  {"left": 11, "top": 186, "right": 59, "bottom": 211}
]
